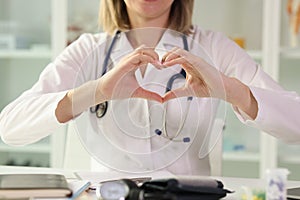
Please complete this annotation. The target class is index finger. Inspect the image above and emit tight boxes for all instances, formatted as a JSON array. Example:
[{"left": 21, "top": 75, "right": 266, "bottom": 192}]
[
  {"left": 135, "top": 46, "right": 163, "bottom": 69},
  {"left": 161, "top": 47, "right": 187, "bottom": 64}
]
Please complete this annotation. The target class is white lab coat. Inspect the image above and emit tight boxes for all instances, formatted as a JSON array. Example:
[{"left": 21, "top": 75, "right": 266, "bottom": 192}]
[{"left": 1, "top": 26, "right": 300, "bottom": 175}]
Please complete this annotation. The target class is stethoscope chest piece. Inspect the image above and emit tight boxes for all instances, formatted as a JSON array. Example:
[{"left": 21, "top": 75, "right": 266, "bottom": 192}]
[{"left": 90, "top": 101, "right": 108, "bottom": 118}]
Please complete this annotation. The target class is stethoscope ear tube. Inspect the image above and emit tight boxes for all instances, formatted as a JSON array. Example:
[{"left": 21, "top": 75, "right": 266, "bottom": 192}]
[
  {"left": 102, "top": 30, "right": 121, "bottom": 76},
  {"left": 90, "top": 30, "right": 121, "bottom": 119},
  {"left": 165, "top": 70, "right": 186, "bottom": 93}
]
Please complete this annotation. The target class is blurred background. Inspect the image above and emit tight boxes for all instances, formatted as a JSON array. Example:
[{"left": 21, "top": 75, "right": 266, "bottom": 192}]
[{"left": 0, "top": 0, "right": 299, "bottom": 180}]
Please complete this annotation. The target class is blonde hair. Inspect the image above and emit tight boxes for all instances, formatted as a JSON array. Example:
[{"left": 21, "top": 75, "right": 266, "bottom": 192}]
[{"left": 99, "top": 0, "right": 194, "bottom": 36}]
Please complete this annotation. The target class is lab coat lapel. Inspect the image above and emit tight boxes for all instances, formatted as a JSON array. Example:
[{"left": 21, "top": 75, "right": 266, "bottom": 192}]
[
  {"left": 109, "top": 32, "right": 134, "bottom": 67},
  {"left": 109, "top": 33, "right": 146, "bottom": 88},
  {"left": 159, "top": 29, "right": 184, "bottom": 53},
  {"left": 106, "top": 33, "right": 152, "bottom": 155},
  {"left": 141, "top": 30, "right": 185, "bottom": 96}
]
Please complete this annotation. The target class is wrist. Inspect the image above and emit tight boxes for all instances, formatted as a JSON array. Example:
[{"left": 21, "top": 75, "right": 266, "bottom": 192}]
[
  {"left": 55, "top": 91, "right": 74, "bottom": 123},
  {"left": 225, "top": 77, "right": 258, "bottom": 119},
  {"left": 95, "top": 79, "right": 110, "bottom": 103},
  {"left": 70, "top": 80, "right": 100, "bottom": 116}
]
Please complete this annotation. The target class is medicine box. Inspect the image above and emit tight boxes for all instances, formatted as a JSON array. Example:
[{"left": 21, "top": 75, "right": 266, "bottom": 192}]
[{"left": 0, "top": 34, "right": 16, "bottom": 50}]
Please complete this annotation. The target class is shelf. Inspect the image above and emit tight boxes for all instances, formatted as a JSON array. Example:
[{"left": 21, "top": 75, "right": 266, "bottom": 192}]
[
  {"left": 246, "top": 50, "right": 262, "bottom": 60},
  {"left": 0, "top": 0, "right": 67, "bottom": 168},
  {"left": 0, "top": 49, "right": 52, "bottom": 59},
  {"left": 0, "top": 143, "right": 51, "bottom": 153},
  {"left": 246, "top": 47, "right": 300, "bottom": 60},
  {"left": 223, "top": 151, "right": 260, "bottom": 162},
  {"left": 280, "top": 47, "right": 300, "bottom": 59},
  {"left": 279, "top": 155, "right": 300, "bottom": 164}
]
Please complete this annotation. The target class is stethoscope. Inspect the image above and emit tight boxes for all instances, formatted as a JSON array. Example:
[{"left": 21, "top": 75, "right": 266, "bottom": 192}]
[{"left": 90, "top": 30, "right": 192, "bottom": 143}]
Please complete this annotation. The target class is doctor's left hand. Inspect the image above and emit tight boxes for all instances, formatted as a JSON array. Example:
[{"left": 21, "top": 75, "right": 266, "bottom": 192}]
[
  {"left": 96, "top": 46, "right": 164, "bottom": 103},
  {"left": 161, "top": 47, "right": 227, "bottom": 102},
  {"left": 161, "top": 47, "right": 258, "bottom": 119}
]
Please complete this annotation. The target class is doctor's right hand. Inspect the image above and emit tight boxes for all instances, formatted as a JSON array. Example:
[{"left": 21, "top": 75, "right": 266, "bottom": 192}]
[
  {"left": 56, "top": 46, "right": 163, "bottom": 123},
  {"left": 96, "top": 46, "right": 164, "bottom": 104}
]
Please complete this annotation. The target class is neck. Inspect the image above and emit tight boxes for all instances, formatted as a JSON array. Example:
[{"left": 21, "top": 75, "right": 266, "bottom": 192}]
[
  {"left": 127, "top": 6, "right": 170, "bottom": 31},
  {"left": 126, "top": 28, "right": 165, "bottom": 49},
  {"left": 131, "top": 17, "right": 169, "bottom": 30}
]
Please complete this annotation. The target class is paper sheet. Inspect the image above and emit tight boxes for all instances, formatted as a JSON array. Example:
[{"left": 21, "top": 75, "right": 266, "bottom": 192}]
[{"left": 75, "top": 170, "right": 175, "bottom": 189}]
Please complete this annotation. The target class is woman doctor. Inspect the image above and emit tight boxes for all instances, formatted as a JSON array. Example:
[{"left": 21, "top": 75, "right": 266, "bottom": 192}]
[{"left": 1, "top": 0, "right": 300, "bottom": 175}]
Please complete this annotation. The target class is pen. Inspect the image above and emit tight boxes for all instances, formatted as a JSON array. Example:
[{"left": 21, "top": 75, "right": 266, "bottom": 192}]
[{"left": 68, "top": 181, "right": 91, "bottom": 200}]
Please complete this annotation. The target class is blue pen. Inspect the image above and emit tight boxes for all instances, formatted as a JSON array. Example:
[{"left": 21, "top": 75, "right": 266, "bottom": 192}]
[{"left": 68, "top": 181, "right": 91, "bottom": 200}]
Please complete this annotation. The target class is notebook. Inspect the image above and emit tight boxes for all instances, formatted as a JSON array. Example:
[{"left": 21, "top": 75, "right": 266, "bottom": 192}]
[
  {"left": 0, "top": 173, "right": 72, "bottom": 199},
  {"left": 288, "top": 187, "right": 300, "bottom": 200}
]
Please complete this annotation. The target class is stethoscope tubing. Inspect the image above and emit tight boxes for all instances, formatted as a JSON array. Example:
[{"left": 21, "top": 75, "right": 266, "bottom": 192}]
[
  {"left": 91, "top": 30, "right": 193, "bottom": 142},
  {"left": 89, "top": 30, "right": 120, "bottom": 118}
]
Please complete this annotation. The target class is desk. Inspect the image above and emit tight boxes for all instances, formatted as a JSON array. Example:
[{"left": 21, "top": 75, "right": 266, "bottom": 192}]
[
  {"left": 1, "top": 166, "right": 300, "bottom": 200},
  {"left": 77, "top": 176, "right": 300, "bottom": 200}
]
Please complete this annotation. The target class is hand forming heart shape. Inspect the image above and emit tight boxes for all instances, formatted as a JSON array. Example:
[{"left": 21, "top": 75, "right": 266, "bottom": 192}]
[{"left": 95, "top": 46, "right": 227, "bottom": 105}]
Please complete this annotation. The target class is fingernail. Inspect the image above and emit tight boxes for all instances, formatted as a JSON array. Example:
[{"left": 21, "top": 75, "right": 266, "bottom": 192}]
[
  {"left": 151, "top": 61, "right": 163, "bottom": 69},
  {"left": 154, "top": 60, "right": 160, "bottom": 65}
]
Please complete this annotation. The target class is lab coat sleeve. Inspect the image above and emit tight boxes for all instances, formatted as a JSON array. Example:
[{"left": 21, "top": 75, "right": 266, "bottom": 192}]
[
  {"left": 0, "top": 33, "right": 104, "bottom": 146},
  {"left": 207, "top": 30, "right": 300, "bottom": 143},
  {"left": 0, "top": 90, "right": 68, "bottom": 145},
  {"left": 233, "top": 71, "right": 300, "bottom": 143}
]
